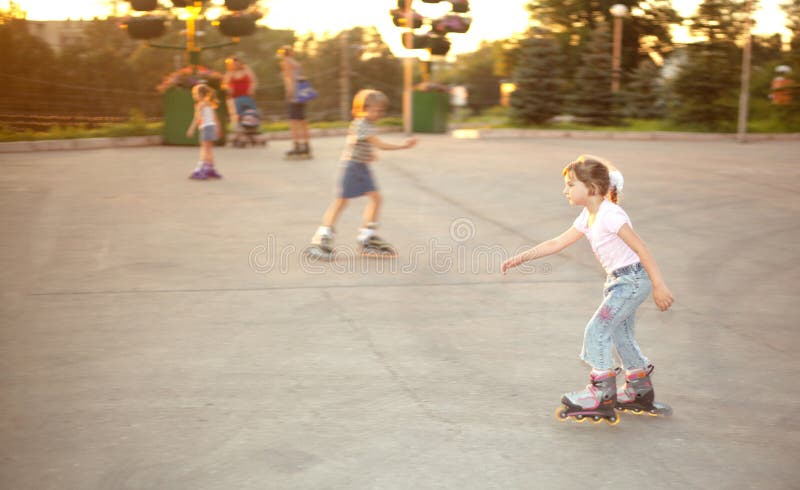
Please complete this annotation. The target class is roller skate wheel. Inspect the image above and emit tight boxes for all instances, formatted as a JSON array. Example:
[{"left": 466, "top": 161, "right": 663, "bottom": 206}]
[
  {"left": 304, "top": 246, "right": 333, "bottom": 261},
  {"left": 653, "top": 403, "right": 673, "bottom": 417},
  {"left": 361, "top": 249, "right": 397, "bottom": 258},
  {"left": 605, "top": 415, "right": 621, "bottom": 426},
  {"left": 555, "top": 406, "right": 569, "bottom": 422}
]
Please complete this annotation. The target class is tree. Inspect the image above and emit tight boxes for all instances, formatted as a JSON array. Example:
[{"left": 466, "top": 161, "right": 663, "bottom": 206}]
[
  {"left": 668, "top": 42, "right": 741, "bottom": 130},
  {"left": 666, "top": 0, "right": 749, "bottom": 131},
  {"left": 510, "top": 29, "right": 564, "bottom": 124},
  {"left": 0, "top": 12, "right": 58, "bottom": 118},
  {"left": 55, "top": 18, "right": 155, "bottom": 118},
  {"left": 783, "top": 0, "right": 800, "bottom": 69},
  {"left": 688, "top": 0, "right": 751, "bottom": 43},
  {"left": 569, "top": 24, "right": 618, "bottom": 125},
  {"left": 438, "top": 41, "right": 504, "bottom": 113},
  {"left": 622, "top": 59, "right": 665, "bottom": 119},
  {"left": 294, "top": 27, "right": 403, "bottom": 121},
  {"left": 524, "top": 0, "right": 681, "bottom": 84},
  {"left": 349, "top": 27, "right": 403, "bottom": 114}
]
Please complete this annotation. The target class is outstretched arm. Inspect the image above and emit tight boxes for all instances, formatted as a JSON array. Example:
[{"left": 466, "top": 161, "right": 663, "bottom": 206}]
[
  {"left": 617, "top": 224, "right": 674, "bottom": 311},
  {"left": 501, "top": 226, "right": 583, "bottom": 274},
  {"left": 366, "top": 135, "right": 417, "bottom": 151}
]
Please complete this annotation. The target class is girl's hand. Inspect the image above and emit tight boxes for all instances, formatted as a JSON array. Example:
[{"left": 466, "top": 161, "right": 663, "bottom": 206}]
[
  {"left": 404, "top": 137, "right": 418, "bottom": 149},
  {"left": 501, "top": 256, "right": 521, "bottom": 275},
  {"left": 653, "top": 284, "right": 674, "bottom": 311},
  {"left": 186, "top": 129, "right": 195, "bottom": 137}
]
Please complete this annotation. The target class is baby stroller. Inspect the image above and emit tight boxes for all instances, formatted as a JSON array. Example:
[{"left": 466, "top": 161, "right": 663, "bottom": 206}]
[{"left": 231, "top": 105, "right": 267, "bottom": 148}]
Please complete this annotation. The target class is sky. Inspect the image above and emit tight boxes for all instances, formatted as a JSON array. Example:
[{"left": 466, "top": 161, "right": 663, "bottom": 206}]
[{"left": 3, "top": 0, "right": 792, "bottom": 56}]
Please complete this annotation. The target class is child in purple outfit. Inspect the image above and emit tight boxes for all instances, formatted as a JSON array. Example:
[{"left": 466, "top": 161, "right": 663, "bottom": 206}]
[{"left": 186, "top": 83, "right": 222, "bottom": 180}]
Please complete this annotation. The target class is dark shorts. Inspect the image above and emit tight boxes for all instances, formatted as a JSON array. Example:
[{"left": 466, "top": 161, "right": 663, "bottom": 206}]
[
  {"left": 338, "top": 160, "right": 377, "bottom": 199},
  {"left": 288, "top": 102, "right": 306, "bottom": 120}
]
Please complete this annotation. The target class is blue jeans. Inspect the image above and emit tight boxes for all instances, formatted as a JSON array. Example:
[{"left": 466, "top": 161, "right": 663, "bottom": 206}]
[
  {"left": 233, "top": 95, "right": 256, "bottom": 115},
  {"left": 580, "top": 262, "right": 652, "bottom": 370}
]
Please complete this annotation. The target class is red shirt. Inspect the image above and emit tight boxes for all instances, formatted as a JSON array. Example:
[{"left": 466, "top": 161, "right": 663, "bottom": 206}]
[{"left": 229, "top": 73, "right": 252, "bottom": 98}]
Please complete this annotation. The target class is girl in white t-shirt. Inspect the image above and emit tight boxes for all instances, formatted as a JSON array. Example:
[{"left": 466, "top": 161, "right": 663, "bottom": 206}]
[
  {"left": 501, "top": 155, "right": 674, "bottom": 425},
  {"left": 186, "top": 83, "right": 222, "bottom": 180}
]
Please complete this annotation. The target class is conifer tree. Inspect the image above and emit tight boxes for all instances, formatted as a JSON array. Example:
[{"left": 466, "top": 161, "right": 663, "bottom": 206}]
[
  {"left": 623, "top": 59, "right": 664, "bottom": 119},
  {"left": 569, "top": 24, "right": 618, "bottom": 125},
  {"left": 784, "top": 0, "right": 800, "bottom": 69},
  {"left": 667, "top": 0, "right": 746, "bottom": 130},
  {"left": 510, "top": 29, "right": 564, "bottom": 124}
]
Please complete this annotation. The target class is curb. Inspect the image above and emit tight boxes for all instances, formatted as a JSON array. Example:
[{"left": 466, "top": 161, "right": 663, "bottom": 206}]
[
  {"left": 0, "top": 127, "right": 403, "bottom": 153},
  {"left": 449, "top": 128, "right": 800, "bottom": 142},
  {"left": 2, "top": 127, "right": 797, "bottom": 153},
  {"left": 0, "top": 135, "right": 163, "bottom": 153}
]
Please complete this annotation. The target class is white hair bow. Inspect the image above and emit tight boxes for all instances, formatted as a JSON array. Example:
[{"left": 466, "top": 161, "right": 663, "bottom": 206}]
[{"left": 609, "top": 170, "right": 624, "bottom": 192}]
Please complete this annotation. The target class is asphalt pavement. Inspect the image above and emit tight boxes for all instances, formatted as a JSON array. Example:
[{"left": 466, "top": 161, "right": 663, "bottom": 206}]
[{"left": 1, "top": 135, "right": 798, "bottom": 489}]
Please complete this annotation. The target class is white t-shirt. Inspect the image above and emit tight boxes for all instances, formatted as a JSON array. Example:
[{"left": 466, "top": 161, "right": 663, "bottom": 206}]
[
  {"left": 200, "top": 105, "right": 216, "bottom": 128},
  {"left": 572, "top": 200, "right": 640, "bottom": 274}
]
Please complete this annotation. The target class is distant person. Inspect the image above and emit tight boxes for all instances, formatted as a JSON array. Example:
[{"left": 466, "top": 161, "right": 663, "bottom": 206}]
[
  {"left": 770, "top": 65, "right": 794, "bottom": 105},
  {"left": 306, "top": 89, "right": 417, "bottom": 259},
  {"left": 222, "top": 56, "right": 257, "bottom": 126},
  {"left": 186, "top": 83, "right": 222, "bottom": 180},
  {"left": 501, "top": 155, "right": 674, "bottom": 425},
  {"left": 450, "top": 84, "right": 469, "bottom": 120},
  {"left": 278, "top": 45, "right": 311, "bottom": 159}
]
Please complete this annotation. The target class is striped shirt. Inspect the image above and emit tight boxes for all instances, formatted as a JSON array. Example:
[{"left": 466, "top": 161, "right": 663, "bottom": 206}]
[{"left": 340, "top": 118, "right": 376, "bottom": 163}]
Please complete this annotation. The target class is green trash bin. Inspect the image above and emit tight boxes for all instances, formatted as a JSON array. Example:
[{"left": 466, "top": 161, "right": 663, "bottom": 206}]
[
  {"left": 412, "top": 90, "right": 449, "bottom": 133},
  {"left": 162, "top": 87, "right": 229, "bottom": 146}
]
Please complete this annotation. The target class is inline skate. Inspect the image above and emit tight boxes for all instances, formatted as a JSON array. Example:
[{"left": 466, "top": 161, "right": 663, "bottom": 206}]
[
  {"left": 555, "top": 370, "right": 621, "bottom": 426},
  {"left": 305, "top": 227, "right": 335, "bottom": 260},
  {"left": 284, "top": 142, "right": 312, "bottom": 161},
  {"left": 615, "top": 365, "right": 673, "bottom": 417},
  {"left": 358, "top": 224, "right": 397, "bottom": 258}
]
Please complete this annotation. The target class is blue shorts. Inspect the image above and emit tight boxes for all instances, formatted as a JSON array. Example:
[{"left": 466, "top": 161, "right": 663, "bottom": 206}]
[
  {"left": 233, "top": 95, "right": 256, "bottom": 115},
  {"left": 200, "top": 125, "right": 218, "bottom": 142},
  {"left": 338, "top": 160, "right": 377, "bottom": 198},
  {"left": 288, "top": 102, "right": 306, "bottom": 120}
]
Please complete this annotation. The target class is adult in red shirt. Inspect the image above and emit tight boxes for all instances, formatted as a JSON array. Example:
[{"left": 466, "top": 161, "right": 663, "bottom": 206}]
[{"left": 222, "top": 57, "right": 258, "bottom": 126}]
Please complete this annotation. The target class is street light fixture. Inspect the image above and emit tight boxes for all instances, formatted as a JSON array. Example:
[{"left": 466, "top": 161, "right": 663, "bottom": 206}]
[{"left": 609, "top": 4, "right": 628, "bottom": 93}]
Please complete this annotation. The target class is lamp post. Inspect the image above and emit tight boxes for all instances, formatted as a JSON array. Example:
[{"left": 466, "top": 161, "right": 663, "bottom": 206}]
[
  {"left": 737, "top": 0, "right": 753, "bottom": 143},
  {"left": 403, "top": 0, "right": 414, "bottom": 135},
  {"left": 609, "top": 4, "right": 628, "bottom": 93}
]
